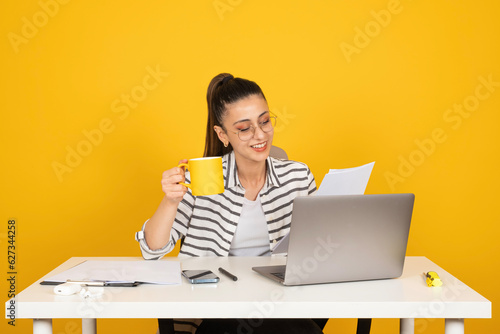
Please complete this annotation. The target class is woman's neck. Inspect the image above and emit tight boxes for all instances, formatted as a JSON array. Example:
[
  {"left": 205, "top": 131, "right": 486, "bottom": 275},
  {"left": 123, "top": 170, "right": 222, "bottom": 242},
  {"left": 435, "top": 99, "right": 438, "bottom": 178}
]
[{"left": 235, "top": 156, "right": 267, "bottom": 189}]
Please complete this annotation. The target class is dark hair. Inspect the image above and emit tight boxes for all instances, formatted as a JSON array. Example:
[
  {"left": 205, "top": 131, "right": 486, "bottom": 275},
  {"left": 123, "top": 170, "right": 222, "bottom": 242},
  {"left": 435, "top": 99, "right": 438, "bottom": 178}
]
[{"left": 204, "top": 73, "right": 266, "bottom": 157}]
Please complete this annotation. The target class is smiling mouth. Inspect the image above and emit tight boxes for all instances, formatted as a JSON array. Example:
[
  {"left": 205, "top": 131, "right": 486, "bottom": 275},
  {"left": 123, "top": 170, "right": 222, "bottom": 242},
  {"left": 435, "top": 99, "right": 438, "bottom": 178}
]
[{"left": 251, "top": 142, "right": 267, "bottom": 149}]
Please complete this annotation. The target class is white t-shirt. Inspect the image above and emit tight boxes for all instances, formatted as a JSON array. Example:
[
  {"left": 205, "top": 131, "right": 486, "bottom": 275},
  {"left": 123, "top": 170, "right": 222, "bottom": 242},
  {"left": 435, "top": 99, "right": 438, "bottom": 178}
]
[{"left": 229, "top": 195, "right": 271, "bottom": 256}]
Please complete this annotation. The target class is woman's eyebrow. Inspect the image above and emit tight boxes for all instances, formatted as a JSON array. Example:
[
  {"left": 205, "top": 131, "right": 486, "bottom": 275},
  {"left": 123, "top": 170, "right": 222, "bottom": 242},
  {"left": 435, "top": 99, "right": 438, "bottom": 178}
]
[{"left": 232, "top": 111, "right": 269, "bottom": 126}]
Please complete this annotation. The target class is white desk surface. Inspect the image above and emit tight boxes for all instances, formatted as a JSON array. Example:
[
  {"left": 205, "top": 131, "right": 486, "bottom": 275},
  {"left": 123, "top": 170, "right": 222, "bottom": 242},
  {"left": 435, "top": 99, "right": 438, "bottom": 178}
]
[{"left": 7, "top": 256, "right": 491, "bottom": 320}]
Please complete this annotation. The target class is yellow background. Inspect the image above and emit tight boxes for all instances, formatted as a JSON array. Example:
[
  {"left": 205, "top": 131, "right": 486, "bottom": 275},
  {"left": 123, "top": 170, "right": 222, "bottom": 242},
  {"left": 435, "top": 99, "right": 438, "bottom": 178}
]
[{"left": 1, "top": 0, "right": 498, "bottom": 333}]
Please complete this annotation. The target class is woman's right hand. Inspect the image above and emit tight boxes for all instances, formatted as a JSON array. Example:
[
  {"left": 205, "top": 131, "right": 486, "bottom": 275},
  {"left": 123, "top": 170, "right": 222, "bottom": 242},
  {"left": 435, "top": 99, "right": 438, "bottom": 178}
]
[{"left": 161, "top": 159, "right": 188, "bottom": 204}]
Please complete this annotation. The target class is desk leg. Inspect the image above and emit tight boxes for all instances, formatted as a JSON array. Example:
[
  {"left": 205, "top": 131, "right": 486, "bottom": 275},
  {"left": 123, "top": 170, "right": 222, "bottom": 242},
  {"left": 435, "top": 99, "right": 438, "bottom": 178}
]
[
  {"left": 33, "top": 319, "right": 52, "bottom": 334},
  {"left": 445, "top": 319, "right": 464, "bottom": 334},
  {"left": 82, "top": 319, "right": 97, "bottom": 334},
  {"left": 400, "top": 318, "right": 414, "bottom": 334}
]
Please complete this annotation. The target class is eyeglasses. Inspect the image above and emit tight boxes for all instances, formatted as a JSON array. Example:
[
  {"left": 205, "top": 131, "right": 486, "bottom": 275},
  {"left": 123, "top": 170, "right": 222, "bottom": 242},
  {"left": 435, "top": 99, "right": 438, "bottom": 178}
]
[{"left": 229, "top": 114, "right": 277, "bottom": 141}]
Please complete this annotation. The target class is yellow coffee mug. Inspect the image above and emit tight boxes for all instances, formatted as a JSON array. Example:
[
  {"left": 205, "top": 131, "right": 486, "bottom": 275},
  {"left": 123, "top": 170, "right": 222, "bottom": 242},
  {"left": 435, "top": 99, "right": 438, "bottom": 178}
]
[{"left": 178, "top": 157, "right": 224, "bottom": 196}]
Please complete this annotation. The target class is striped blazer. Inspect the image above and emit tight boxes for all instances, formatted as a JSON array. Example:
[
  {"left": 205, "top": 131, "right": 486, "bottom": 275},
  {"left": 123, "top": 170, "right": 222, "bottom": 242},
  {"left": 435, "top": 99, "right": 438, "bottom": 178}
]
[{"left": 136, "top": 151, "right": 317, "bottom": 259}]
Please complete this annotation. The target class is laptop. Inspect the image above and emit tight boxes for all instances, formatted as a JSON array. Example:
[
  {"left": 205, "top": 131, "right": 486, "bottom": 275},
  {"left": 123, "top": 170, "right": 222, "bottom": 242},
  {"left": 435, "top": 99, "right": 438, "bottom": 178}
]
[{"left": 252, "top": 193, "right": 415, "bottom": 286}]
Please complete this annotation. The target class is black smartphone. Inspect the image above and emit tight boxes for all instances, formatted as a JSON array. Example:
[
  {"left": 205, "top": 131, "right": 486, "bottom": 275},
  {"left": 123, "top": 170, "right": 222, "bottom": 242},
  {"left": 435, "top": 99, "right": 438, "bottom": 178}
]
[{"left": 182, "top": 270, "right": 220, "bottom": 284}]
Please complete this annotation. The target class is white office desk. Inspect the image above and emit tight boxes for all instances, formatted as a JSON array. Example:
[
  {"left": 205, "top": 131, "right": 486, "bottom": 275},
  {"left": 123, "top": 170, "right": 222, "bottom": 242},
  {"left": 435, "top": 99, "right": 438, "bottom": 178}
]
[{"left": 5, "top": 256, "right": 491, "bottom": 334}]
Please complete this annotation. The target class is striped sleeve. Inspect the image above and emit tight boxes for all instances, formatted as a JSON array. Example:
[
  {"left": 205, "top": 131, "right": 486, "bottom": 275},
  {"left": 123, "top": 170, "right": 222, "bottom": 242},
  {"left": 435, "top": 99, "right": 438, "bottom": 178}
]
[
  {"left": 136, "top": 173, "right": 196, "bottom": 260},
  {"left": 307, "top": 167, "right": 317, "bottom": 195}
]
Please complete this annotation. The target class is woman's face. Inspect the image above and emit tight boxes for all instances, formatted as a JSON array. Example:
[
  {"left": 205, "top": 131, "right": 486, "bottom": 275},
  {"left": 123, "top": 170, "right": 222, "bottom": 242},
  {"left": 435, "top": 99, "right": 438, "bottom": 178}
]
[{"left": 216, "top": 94, "right": 274, "bottom": 165}]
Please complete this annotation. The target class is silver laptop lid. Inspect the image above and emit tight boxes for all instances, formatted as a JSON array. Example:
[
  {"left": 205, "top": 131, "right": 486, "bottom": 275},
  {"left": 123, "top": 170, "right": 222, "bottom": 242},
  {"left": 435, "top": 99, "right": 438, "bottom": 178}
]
[{"left": 283, "top": 193, "right": 415, "bottom": 285}]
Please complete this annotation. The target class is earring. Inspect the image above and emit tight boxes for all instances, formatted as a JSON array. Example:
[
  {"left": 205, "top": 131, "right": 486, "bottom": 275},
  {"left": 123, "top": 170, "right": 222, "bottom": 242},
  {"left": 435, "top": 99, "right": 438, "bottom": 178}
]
[{"left": 224, "top": 142, "right": 228, "bottom": 148}]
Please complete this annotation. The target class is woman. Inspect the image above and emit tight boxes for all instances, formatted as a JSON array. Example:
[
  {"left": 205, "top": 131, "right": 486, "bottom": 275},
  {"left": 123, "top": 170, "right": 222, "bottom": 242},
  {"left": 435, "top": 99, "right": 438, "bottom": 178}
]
[{"left": 136, "top": 73, "right": 324, "bottom": 333}]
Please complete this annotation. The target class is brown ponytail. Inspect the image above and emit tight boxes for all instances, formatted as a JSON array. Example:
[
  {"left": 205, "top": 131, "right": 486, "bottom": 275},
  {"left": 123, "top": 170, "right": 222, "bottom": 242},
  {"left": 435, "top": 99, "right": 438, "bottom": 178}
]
[{"left": 203, "top": 73, "right": 266, "bottom": 157}]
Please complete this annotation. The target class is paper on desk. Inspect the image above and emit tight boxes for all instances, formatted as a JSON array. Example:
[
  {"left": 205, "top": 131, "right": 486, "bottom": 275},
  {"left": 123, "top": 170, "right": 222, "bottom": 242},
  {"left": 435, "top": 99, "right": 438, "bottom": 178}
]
[
  {"left": 272, "top": 162, "right": 375, "bottom": 254},
  {"left": 316, "top": 161, "right": 375, "bottom": 196},
  {"left": 44, "top": 260, "right": 181, "bottom": 285}
]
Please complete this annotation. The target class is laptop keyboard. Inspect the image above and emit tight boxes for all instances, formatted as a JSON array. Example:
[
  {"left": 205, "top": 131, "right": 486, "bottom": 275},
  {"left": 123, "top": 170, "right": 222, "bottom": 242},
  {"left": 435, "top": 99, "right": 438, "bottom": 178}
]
[{"left": 271, "top": 272, "right": 285, "bottom": 280}]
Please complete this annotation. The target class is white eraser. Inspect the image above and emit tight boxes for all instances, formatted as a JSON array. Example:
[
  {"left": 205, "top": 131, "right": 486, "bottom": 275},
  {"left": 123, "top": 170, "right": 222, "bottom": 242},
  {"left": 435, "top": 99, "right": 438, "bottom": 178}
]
[{"left": 54, "top": 282, "right": 82, "bottom": 296}]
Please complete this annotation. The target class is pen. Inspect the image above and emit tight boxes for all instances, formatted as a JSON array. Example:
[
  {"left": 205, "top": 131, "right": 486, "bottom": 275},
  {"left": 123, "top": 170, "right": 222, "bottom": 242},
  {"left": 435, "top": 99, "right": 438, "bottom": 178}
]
[
  {"left": 65, "top": 280, "right": 140, "bottom": 287},
  {"left": 218, "top": 267, "right": 238, "bottom": 281}
]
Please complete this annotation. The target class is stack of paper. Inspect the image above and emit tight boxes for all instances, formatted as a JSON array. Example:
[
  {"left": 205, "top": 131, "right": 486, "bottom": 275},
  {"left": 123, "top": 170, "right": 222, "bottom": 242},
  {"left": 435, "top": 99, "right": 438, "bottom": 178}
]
[{"left": 43, "top": 260, "right": 181, "bottom": 285}]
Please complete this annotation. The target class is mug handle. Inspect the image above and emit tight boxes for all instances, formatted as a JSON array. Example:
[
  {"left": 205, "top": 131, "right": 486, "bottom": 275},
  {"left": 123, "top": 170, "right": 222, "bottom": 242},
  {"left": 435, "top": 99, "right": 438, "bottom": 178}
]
[{"left": 177, "top": 163, "right": 191, "bottom": 189}]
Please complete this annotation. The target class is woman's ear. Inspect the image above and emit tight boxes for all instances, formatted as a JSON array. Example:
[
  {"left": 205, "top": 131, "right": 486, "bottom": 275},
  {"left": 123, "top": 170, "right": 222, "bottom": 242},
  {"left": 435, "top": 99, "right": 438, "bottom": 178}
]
[{"left": 214, "top": 126, "right": 228, "bottom": 146}]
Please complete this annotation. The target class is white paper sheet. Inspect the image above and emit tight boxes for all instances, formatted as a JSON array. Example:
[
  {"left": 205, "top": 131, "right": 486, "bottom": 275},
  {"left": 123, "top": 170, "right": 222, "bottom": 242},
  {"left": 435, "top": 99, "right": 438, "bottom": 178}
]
[
  {"left": 316, "top": 161, "right": 375, "bottom": 196},
  {"left": 44, "top": 260, "right": 181, "bottom": 285}
]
